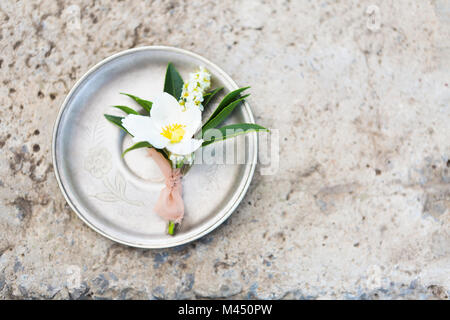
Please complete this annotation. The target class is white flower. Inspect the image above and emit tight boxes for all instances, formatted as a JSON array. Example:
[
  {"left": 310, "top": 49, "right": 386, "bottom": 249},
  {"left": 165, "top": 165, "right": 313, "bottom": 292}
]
[
  {"left": 187, "top": 81, "right": 198, "bottom": 92},
  {"left": 169, "top": 152, "right": 195, "bottom": 166},
  {"left": 185, "top": 100, "right": 197, "bottom": 110},
  {"left": 121, "top": 92, "right": 203, "bottom": 155},
  {"left": 179, "top": 66, "right": 211, "bottom": 112}
]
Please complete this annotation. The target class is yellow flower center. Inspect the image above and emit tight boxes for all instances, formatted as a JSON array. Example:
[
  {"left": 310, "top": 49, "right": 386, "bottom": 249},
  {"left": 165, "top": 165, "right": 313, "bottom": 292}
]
[{"left": 160, "top": 123, "right": 186, "bottom": 143}]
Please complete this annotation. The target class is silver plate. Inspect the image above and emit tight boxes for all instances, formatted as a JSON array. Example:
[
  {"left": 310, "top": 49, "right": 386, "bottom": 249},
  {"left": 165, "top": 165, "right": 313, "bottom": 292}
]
[{"left": 52, "top": 46, "right": 257, "bottom": 248}]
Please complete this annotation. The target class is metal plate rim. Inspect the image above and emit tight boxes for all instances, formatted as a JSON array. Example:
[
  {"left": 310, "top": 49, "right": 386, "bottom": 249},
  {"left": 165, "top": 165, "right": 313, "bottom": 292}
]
[{"left": 52, "top": 46, "right": 257, "bottom": 249}]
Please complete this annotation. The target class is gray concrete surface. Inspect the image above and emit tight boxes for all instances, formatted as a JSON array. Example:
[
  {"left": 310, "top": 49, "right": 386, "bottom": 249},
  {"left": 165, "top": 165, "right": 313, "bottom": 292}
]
[{"left": 0, "top": 0, "right": 449, "bottom": 299}]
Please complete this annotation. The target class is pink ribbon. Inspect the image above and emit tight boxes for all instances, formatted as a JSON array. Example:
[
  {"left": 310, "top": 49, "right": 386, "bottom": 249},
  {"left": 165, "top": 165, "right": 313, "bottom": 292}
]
[{"left": 147, "top": 148, "right": 184, "bottom": 223}]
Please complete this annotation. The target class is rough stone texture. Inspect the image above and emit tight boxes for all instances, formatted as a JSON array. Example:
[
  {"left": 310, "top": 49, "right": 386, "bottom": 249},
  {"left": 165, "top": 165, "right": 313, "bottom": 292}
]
[{"left": 0, "top": 0, "right": 449, "bottom": 300}]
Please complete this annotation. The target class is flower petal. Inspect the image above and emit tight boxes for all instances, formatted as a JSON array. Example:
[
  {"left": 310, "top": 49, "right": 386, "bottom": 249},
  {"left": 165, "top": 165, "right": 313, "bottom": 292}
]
[
  {"left": 150, "top": 92, "right": 183, "bottom": 127},
  {"left": 180, "top": 106, "right": 202, "bottom": 139},
  {"left": 166, "top": 138, "right": 203, "bottom": 155},
  {"left": 122, "top": 114, "right": 169, "bottom": 149}
]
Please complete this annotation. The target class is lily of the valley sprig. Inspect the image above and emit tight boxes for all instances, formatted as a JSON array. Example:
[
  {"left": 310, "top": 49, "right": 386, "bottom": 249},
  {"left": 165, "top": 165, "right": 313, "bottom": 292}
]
[{"left": 104, "top": 62, "right": 268, "bottom": 235}]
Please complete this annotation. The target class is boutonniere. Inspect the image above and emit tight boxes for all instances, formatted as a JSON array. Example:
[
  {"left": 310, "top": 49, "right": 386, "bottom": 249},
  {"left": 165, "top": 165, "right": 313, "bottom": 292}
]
[{"left": 104, "top": 63, "right": 267, "bottom": 235}]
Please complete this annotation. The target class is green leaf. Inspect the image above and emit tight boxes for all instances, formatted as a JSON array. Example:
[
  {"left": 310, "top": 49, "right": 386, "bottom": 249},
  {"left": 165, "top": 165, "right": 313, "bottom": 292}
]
[
  {"left": 202, "top": 95, "right": 249, "bottom": 133},
  {"left": 164, "top": 62, "right": 184, "bottom": 100},
  {"left": 104, "top": 114, "right": 132, "bottom": 136},
  {"left": 204, "top": 87, "right": 250, "bottom": 126},
  {"left": 122, "top": 141, "right": 152, "bottom": 157},
  {"left": 120, "top": 93, "right": 152, "bottom": 112},
  {"left": 122, "top": 141, "right": 169, "bottom": 160},
  {"left": 202, "top": 123, "right": 269, "bottom": 147},
  {"left": 112, "top": 105, "right": 139, "bottom": 115},
  {"left": 203, "top": 87, "right": 223, "bottom": 107}
]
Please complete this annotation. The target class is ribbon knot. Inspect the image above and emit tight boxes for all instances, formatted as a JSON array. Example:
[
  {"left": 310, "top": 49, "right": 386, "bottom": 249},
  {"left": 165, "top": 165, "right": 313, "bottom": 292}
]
[
  {"left": 166, "top": 169, "right": 182, "bottom": 189},
  {"left": 147, "top": 148, "right": 184, "bottom": 223}
]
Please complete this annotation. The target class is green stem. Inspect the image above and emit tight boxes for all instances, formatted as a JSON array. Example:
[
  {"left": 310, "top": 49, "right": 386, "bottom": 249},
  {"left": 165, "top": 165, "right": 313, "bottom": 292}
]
[
  {"left": 168, "top": 221, "right": 176, "bottom": 236},
  {"left": 176, "top": 159, "right": 185, "bottom": 168}
]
